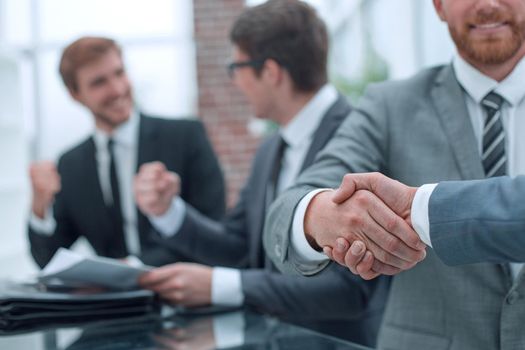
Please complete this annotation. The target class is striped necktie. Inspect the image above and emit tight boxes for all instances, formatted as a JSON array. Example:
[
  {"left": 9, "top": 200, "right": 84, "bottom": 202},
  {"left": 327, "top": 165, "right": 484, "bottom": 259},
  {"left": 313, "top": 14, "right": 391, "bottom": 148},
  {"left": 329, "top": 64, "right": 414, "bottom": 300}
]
[{"left": 481, "top": 92, "right": 506, "bottom": 177}]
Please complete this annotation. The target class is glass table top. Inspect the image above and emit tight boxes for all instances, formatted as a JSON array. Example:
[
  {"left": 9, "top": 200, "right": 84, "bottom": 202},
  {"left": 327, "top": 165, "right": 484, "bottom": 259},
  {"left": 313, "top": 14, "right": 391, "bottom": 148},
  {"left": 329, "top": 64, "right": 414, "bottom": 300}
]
[{"left": 0, "top": 309, "right": 373, "bottom": 350}]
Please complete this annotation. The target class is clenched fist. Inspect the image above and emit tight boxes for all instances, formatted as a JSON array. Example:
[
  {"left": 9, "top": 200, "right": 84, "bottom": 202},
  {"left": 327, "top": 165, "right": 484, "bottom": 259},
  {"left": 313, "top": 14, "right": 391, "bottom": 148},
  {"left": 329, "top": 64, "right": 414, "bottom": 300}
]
[
  {"left": 134, "top": 161, "right": 180, "bottom": 216},
  {"left": 29, "top": 161, "right": 61, "bottom": 219}
]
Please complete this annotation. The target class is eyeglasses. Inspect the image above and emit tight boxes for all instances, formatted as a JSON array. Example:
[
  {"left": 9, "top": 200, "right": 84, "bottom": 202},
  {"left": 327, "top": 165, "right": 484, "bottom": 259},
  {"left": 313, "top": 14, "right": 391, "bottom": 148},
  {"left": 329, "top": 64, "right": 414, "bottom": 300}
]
[{"left": 226, "top": 59, "right": 265, "bottom": 78}]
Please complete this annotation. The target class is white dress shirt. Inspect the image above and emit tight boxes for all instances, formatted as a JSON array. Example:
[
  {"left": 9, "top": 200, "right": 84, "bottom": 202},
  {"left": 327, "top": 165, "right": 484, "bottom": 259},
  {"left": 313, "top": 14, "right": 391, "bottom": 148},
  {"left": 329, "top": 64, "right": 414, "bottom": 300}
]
[
  {"left": 293, "top": 56, "right": 525, "bottom": 280},
  {"left": 151, "top": 84, "right": 339, "bottom": 305},
  {"left": 30, "top": 110, "right": 142, "bottom": 256}
]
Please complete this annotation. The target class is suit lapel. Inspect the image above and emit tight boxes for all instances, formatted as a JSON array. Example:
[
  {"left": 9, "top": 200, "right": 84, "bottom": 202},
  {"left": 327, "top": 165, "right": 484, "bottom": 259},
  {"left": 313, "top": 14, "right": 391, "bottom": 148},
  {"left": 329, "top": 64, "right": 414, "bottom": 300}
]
[
  {"left": 431, "top": 66, "right": 485, "bottom": 180},
  {"left": 252, "top": 96, "right": 351, "bottom": 267},
  {"left": 250, "top": 135, "right": 282, "bottom": 266},
  {"left": 136, "top": 115, "right": 159, "bottom": 243},
  {"left": 432, "top": 66, "right": 511, "bottom": 282},
  {"left": 300, "top": 95, "right": 351, "bottom": 171}
]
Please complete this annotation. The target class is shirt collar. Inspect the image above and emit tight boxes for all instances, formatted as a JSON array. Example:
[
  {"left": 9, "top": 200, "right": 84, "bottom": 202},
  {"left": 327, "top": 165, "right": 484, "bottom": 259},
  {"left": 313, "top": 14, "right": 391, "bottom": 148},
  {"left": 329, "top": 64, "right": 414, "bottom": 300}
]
[
  {"left": 93, "top": 109, "right": 139, "bottom": 152},
  {"left": 281, "top": 84, "right": 338, "bottom": 148},
  {"left": 453, "top": 55, "right": 525, "bottom": 106}
]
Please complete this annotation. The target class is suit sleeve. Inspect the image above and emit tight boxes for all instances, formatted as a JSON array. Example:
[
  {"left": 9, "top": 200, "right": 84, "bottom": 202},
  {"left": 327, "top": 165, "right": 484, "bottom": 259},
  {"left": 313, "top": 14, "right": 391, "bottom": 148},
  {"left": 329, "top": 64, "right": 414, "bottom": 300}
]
[
  {"left": 430, "top": 176, "right": 525, "bottom": 265},
  {"left": 159, "top": 197, "right": 250, "bottom": 267},
  {"left": 158, "top": 140, "right": 266, "bottom": 268},
  {"left": 264, "top": 85, "right": 389, "bottom": 276},
  {"left": 240, "top": 264, "right": 387, "bottom": 320},
  {"left": 27, "top": 158, "right": 79, "bottom": 268},
  {"left": 181, "top": 121, "right": 226, "bottom": 221}
]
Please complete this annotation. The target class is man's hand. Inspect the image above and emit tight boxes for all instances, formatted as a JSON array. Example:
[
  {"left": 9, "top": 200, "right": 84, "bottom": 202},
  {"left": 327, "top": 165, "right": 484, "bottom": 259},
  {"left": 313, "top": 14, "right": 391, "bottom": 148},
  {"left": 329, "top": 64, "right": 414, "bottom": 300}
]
[
  {"left": 134, "top": 161, "right": 180, "bottom": 216},
  {"left": 138, "top": 263, "right": 212, "bottom": 307},
  {"left": 325, "top": 172, "right": 425, "bottom": 279},
  {"left": 304, "top": 187, "right": 425, "bottom": 272},
  {"left": 29, "top": 161, "right": 61, "bottom": 219},
  {"left": 154, "top": 318, "right": 215, "bottom": 350}
]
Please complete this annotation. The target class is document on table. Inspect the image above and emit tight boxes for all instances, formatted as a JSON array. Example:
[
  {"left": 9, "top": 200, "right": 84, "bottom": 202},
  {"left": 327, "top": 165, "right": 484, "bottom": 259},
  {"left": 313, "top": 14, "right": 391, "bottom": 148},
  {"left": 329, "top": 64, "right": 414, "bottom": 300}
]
[{"left": 38, "top": 248, "right": 151, "bottom": 290}]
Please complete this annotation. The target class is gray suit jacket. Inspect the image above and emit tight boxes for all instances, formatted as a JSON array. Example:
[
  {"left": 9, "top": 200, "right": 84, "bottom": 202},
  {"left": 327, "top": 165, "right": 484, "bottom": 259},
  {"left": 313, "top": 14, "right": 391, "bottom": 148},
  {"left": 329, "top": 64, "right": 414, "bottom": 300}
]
[
  {"left": 430, "top": 176, "right": 525, "bottom": 265},
  {"left": 264, "top": 65, "right": 525, "bottom": 350},
  {"left": 160, "top": 96, "right": 389, "bottom": 346}
]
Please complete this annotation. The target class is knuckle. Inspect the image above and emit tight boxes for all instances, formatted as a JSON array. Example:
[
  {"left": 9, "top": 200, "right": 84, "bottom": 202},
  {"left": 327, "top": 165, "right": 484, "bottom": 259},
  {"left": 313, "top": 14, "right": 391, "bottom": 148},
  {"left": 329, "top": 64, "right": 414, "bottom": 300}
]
[
  {"left": 385, "top": 236, "right": 401, "bottom": 252},
  {"left": 347, "top": 213, "right": 363, "bottom": 228},
  {"left": 384, "top": 217, "right": 400, "bottom": 233},
  {"left": 354, "top": 191, "right": 370, "bottom": 206}
]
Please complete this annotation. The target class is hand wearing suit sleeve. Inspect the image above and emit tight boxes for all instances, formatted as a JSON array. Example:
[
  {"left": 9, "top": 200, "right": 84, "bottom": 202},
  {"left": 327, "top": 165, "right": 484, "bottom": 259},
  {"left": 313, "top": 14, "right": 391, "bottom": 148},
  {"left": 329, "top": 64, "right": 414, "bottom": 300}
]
[
  {"left": 28, "top": 157, "right": 81, "bottom": 268},
  {"left": 264, "top": 85, "right": 392, "bottom": 276},
  {"left": 156, "top": 146, "right": 260, "bottom": 268},
  {"left": 27, "top": 116, "right": 226, "bottom": 269},
  {"left": 240, "top": 264, "right": 383, "bottom": 320}
]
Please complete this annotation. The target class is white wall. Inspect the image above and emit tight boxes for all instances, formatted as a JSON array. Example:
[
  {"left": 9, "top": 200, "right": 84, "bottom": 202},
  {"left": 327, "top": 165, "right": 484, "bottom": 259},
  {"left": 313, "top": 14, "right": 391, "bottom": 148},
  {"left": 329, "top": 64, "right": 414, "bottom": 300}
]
[
  {"left": 0, "top": 0, "right": 196, "bottom": 277},
  {"left": 0, "top": 52, "right": 36, "bottom": 278}
]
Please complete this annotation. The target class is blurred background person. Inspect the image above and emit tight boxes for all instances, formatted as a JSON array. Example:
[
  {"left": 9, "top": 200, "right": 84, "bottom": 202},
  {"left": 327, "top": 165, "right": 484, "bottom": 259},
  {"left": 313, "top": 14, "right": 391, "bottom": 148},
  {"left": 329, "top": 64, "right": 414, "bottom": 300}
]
[
  {"left": 28, "top": 36, "right": 225, "bottom": 268},
  {"left": 137, "top": 0, "right": 388, "bottom": 346}
]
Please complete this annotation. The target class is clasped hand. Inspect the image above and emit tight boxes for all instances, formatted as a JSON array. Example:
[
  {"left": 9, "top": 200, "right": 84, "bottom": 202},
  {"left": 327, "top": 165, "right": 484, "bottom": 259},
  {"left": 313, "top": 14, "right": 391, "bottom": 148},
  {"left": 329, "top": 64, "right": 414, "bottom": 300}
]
[{"left": 304, "top": 172, "right": 426, "bottom": 280}]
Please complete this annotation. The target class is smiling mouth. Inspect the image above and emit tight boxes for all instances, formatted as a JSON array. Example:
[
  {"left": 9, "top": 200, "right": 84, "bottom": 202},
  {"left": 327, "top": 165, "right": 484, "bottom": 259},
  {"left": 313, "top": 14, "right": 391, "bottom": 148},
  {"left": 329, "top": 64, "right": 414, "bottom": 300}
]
[{"left": 470, "top": 21, "right": 509, "bottom": 30}]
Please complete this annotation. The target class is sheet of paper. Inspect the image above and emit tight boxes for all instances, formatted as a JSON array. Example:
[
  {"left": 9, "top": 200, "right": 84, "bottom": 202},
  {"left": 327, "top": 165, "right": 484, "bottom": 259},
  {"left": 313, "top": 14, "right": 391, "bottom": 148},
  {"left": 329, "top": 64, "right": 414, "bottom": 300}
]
[{"left": 38, "top": 248, "right": 151, "bottom": 290}]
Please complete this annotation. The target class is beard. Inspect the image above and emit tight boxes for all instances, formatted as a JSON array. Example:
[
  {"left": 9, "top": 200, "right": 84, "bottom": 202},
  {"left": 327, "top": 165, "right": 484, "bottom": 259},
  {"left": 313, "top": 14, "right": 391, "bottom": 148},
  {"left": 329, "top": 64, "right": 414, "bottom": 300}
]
[{"left": 449, "top": 7, "right": 525, "bottom": 65}]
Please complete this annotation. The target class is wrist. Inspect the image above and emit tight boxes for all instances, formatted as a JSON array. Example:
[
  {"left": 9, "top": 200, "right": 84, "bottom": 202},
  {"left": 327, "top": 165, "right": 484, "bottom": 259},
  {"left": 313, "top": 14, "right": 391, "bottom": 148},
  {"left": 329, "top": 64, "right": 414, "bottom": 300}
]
[
  {"left": 405, "top": 186, "right": 418, "bottom": 226},
  {"left": 32, "top": 199, "right": 50, "bottom": 219},
  {"left": 304, "top": 190, "right": 332, "bottom": 251}
]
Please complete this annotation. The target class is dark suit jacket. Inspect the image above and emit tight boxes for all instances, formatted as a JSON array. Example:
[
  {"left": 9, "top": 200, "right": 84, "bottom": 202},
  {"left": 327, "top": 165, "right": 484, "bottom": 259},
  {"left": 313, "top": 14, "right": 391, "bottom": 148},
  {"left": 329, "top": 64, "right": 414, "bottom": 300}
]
[
  {"left": 28, "top": 114, "right": 225, "bottom": 268},
  {"left": 160, "top": 96, "right": 389, "bottom": 346}
]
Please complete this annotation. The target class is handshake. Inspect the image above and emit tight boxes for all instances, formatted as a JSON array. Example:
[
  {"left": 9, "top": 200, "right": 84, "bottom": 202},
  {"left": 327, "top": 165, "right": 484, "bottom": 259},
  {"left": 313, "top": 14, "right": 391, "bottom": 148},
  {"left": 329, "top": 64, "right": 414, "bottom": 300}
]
[{"left": 304, "top": 172, "right": 427, "bottom": 280}]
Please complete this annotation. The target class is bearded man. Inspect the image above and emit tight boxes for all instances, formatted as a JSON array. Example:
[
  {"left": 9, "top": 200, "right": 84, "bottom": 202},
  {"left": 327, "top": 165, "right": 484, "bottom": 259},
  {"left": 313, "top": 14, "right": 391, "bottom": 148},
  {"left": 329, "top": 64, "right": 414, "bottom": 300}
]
[{"left": 264, "top": 0, "right": 525, "bottom": 349}]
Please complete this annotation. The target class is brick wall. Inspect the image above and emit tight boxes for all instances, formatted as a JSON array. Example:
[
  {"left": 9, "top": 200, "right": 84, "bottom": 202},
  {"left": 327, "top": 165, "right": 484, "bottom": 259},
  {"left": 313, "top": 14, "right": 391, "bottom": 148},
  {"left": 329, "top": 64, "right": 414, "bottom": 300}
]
[{"left": 193, "top": 0, "right": 261, "bottom": 207}]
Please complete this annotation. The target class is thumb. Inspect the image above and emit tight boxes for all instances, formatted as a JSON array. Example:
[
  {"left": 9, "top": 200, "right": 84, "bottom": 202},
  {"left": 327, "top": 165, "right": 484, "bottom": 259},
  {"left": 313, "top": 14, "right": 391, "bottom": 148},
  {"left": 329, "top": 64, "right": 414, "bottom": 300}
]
[{"left": 331, "top": 174, "right": 358, "bottom": 204}]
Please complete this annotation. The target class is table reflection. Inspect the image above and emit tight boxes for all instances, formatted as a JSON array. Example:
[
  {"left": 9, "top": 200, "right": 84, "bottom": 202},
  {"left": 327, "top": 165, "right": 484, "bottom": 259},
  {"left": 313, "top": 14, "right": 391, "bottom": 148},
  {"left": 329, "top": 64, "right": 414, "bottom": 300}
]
[{"left": 0, "top": 310, "right": 373, "bottom": 350}]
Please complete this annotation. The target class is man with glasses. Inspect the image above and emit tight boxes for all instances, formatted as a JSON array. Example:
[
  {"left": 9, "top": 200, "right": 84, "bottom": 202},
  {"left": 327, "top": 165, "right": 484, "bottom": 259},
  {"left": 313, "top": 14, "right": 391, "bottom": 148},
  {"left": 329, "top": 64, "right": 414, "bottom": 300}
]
[{"left": 136, "top": 0, "right": 388, "bottom": 345}]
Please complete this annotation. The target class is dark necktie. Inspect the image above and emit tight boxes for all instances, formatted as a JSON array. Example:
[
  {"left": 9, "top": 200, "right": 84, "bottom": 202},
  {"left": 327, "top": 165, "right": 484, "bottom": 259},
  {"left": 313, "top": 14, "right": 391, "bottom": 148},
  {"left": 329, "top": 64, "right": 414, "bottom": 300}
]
[
  {"left": 481, "top": 92, "right": 506, "bottom": 177},
  {"left": 262, "top": 135, "right": 288, "bottom": 269},
  {"left": 107, "top": 138, "right": 127, "bottom": 257},
  {"left": 267, "top": 135, "right": 288, "bottom": 206}
]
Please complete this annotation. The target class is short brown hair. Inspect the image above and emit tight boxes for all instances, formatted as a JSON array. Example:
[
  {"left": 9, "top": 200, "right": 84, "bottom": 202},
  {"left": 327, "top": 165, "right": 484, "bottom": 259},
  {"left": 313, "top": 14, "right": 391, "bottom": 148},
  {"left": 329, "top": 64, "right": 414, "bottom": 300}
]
[
  {"left": 230, "top": 0, "right": 328, "bottom": 92},
  {"left": 59, "top": 36, "right": 122, "bottom": 92}
]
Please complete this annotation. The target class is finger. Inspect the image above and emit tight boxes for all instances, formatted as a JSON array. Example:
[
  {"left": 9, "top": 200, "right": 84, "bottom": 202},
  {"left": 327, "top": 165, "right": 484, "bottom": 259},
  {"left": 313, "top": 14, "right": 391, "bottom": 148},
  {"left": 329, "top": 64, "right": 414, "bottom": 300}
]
[
  {"left": 363, "top": 192, "right": 426, "bottom": 258},
  {"left": 370, "top": 258, "right": 404, "bottom": 276},
  {"left": 356, "top": 252, "right": 381, "bottom": 280},
  {"left": 331, "top": 174, "right": 357, "bottom": 204},
  {"left": 331, "top": 238, "right": 352, "bottom": 268},
  {"left": 342, "top": 241, "right": 366, "bottom": 274},
  {"left": 350, "top": 214, "right": 419, "bottom": 269},
  {"left": 138, "top": 265, "right": 178, "bottom": 286},
  {"left": 323, "top": 246, "right": 334, "bottom": 260},
  {"left": 134, "top": 179, "right": 162, "bottom": 194},
  {"left": 150, "top": 278, "right": 184, "bottom": 294}
]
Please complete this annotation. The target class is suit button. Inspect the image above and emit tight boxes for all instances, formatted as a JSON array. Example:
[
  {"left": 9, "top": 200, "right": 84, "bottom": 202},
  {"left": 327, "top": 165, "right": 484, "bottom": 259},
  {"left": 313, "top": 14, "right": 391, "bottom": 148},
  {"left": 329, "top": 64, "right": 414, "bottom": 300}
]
[
  {"left": 507, "top": 291, "right": 520, "bottom": 305},
  {"left": 274, "top": 245, "right": 282, "bottom": 258}
]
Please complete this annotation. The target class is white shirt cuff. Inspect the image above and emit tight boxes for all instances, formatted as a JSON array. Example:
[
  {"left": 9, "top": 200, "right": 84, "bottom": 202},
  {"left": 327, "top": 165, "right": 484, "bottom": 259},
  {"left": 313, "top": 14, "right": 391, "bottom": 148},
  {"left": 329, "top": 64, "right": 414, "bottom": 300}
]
[
  {"left": 213, "top": 311, "right": 245, "bottom": 348},
  {"left": 410, "top": 184, "right": 437, "bottom": 248},
  {"left": 148, "top": 196, "right": 186, "bottom": 237},
  {"left": 211, "top": 267, "right": 244, "bottom": 306},
  {"left": 291, "top": 189, "right": 330, "bottom": 262},
  {"left": 29, "top": 208, "right": 56, "bottom": 235}
]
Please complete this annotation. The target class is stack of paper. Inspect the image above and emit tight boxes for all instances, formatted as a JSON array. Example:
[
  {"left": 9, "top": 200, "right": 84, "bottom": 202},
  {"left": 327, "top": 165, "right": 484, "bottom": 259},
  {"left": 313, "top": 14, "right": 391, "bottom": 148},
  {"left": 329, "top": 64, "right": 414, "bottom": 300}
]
[{"left": 38, "top": 248, "right": 151, "bottom": 290}]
